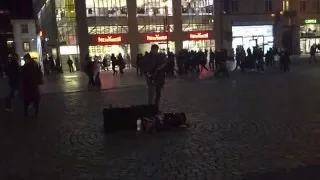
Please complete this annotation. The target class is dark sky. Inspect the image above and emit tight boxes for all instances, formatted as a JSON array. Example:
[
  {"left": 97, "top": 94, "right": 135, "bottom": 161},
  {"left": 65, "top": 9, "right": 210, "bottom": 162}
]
[{"left": 0, "top": 0, "right": 33, "bottom": 18}]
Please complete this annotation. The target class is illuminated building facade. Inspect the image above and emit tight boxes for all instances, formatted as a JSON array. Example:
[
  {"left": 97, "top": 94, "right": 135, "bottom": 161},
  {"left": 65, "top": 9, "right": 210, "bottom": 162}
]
[{"left": 33, "top": 0, "right": 215, "bottom": 68}]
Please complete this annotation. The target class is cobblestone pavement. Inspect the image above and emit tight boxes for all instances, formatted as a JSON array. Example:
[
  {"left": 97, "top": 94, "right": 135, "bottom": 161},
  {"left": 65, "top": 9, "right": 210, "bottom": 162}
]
[{"left": 2, "top": 62, "right": 320, "bottom": 179}]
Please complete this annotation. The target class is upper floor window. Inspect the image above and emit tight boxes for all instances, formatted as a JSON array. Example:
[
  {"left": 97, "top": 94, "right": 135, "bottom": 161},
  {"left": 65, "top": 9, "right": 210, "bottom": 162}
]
[
  {"left": 20, "top": 24, "right": 29, "bottom": 34},
  {"left": 85, "top": 0, "right": 127, "bottom": 17},
  {"left": 181, "top": 0, "right": 214, "bottom": 15},
  {"left": 300, "top": 0, "right": 307, "bottom": 12},
  {"left": 283, "top": 0, "right": 289, "bottom": 11},
  {"left": 265, "top": 0, "right": 273, "bottom": 12},
  {"left": 231, "top": 0, "right": 239, "bottom": 12},
  {"left": 137, "top": 0, "right": 173, "bottom": 16}
]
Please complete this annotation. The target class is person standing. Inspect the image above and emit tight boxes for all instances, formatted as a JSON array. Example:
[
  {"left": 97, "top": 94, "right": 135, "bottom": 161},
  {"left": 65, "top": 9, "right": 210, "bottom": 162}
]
[
  {"left": 21, "top": 54, "right": 43, "bottom": 117},
  {"left": 141, "top": 44, "right": 166, "bottom": 111},
  {"left": 309, "top": 44, "right": 317, "bottom": 64},
  {"left": 67, "top": 56, "right": 74, "bottom": 73},
  {"left": 93, "top": 56, "right": 101, "bottom": 88},
  {"left": 4, "top": 54, "right": 20, "bottom": 111},
  {"left": 85, "top": 55, "right": 95, "bottom": 88},
  {"left": 111, "top": 53, "right": 118, "bottom": 75}
]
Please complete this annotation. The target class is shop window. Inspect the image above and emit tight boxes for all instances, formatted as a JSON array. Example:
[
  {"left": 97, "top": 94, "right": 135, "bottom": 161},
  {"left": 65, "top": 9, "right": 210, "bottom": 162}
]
[
  {"left": 300, "top": 0, "right": 307, "bottom": 12},
  {"left": 181, "top": 0, "right": 214, "bottom": 32},
  {"left": 265, "top": 0, "right": 273, "bottom": 12},
  {"left": 181, "top": 0, "right": 213, "bottom": 15},
  {"left": 85, "top": 0, "right": 127, "bottom": 17},
  {"left": 88, "top": 26, "right": 129, "bottom": 34},
  {"left": 20, "top": 24, "right": 29, "bottom": 34},
  {"left": 283, "top": 0, "right": 289, "bottom": 11},
  {"left": 23, "top": 42, "right": 30, "bottom": 52},
  {"left": 137, "top": 0, "right": 173, "bottom": 16},
  {"left": 231, "top": 0, "right": 239, "bottom": 12},
  {"left": 138, "top": 25, "right": 173, "bottom": 33}
]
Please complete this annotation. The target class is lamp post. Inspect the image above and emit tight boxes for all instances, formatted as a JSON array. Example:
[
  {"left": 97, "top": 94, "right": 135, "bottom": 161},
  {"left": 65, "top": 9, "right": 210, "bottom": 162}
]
[{"left": 163, "top": 0, "right": 169, "bottom": 55}]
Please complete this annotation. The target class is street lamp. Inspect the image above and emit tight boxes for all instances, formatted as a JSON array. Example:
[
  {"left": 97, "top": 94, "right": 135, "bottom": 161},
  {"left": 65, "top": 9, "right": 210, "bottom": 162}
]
[{"left": 162, "top": 0, "right": 169, "bottom": 55}]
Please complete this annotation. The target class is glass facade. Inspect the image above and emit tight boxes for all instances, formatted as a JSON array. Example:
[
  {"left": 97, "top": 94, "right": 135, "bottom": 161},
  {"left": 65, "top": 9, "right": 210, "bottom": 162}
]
[
  {"left": 137, "top": 0, "right": 173, "bottom": 33},
  {"left": 300, "top": 24, "right": 320, "bottom": 53},
  {"left": 181, "top": 0, "right": 214, "bottom": 32},
  {"left": 55, "top": 0, "right": 78, "bottom": 45},
  {"left": 137, "top": 0, "right": 173, "bottom": 16},
  {"left": 88, "top": 26, "right": 129, "bottom": 34},
  {"left": 85, "top": 0, "right": 127, "bottom": 17}
]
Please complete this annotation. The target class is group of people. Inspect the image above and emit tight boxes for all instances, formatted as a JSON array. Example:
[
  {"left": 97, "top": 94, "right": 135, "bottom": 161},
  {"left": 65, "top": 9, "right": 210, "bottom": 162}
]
[{"left": 4, "top": 53, "right": 43, "bottom": 117}]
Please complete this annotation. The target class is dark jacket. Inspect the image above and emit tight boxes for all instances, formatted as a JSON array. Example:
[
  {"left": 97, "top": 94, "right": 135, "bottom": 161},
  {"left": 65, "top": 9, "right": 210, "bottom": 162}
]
[
  {"left": 141, "top": 53, "right": 166, "bottom": 86},
  {"left": 21, "top": 61, "right": 43, "bottom": 101},
  {"left": 6, "top": 60, "right": 20, "bottom": 88}
]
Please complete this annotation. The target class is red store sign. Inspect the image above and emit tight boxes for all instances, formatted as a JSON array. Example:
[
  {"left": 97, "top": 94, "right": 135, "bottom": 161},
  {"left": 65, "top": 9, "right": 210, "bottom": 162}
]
[
  {"left": 145, "top": 33, "right": 168, "bottom": 42},
  {"left": 95, "top": 34, "right": 123, "bottom": 45},
  {"left": 189, "top": 32, "right": 209, "bottom": 40}
]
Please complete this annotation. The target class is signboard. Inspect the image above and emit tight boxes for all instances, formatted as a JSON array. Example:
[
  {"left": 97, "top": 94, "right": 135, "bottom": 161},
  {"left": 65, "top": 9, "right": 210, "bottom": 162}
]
[
  {"left": 145, "top": 33, "right": 168, "bottom": 42},
  {"left": 305, "top": 19, "right": 317, "bottom": 24},
  {"left": 96, "top": 35, "right": 123, "bottom": 45},
  {"left": 189, "top": 32, "right": 209, "bottom": 40}
]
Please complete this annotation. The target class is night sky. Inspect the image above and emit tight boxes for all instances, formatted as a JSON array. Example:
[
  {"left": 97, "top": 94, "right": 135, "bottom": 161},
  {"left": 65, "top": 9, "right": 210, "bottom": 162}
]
[{"left": 0, "top": 0, "right": 33, "bottom": 18}]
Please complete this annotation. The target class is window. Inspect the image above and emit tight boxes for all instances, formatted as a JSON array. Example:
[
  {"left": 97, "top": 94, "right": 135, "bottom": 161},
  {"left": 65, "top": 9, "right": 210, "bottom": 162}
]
[
  {"left": 231, "top": 0, "right": 239, "bottom": 12},
  {"left": 181, "top": 0, "right": 214, "bottom": 32},
  {"left": 265, "top": 0, "right": 273, "bottom": 12},
  {"left": 88, "top": 25, "right": 129, "bottom": 34},
  {"left": 20, "top": 24, "right": 29, "bottom": 34},
  {"left": 23, "top": 42, "right": 30, "bottom": 52},
  {"left": 283, "top": 0, "right": 289, "bottom": 11},
  {"left": 85, "top": 0, "right": 127, "bottom": 17},
  {"left": 300, "top": 0, "right": 306, "bottom": 12},
  {"left": 137, "top": 0, "right": 173, "bottom": 16}
]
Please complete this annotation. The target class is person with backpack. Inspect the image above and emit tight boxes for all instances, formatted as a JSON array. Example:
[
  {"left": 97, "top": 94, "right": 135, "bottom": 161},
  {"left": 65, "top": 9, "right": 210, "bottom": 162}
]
[{"left": 141, "top": 44, "right": 166, "bottom": 111}]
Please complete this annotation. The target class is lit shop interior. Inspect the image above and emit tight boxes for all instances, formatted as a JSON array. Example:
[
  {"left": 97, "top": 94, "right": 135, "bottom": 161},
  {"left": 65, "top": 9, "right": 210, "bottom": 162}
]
[
  {"left": 183, "top": 40, "right": 215, "bottom": 51},
  {"left": 89, "top": 45, "right": 130, "bottom": 57},
  {"left": 232, "top": 25, "right": 274, "bottom": 54},
  {"left": 300, "top": 23, "right": 320, "bottom": 54},
  {"left": 139, "top": 42, "right": 175, "bottom": 54}
]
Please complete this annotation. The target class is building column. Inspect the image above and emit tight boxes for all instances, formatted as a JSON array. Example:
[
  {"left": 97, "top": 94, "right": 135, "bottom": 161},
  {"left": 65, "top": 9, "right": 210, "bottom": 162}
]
[
  {"left": 75, "top": 0, "right": 89, "bottom": 71},
  {"left": 172, "top": 0, "right": 183, "bottom": 53},
  {"left": 214, "top": 0, "right": 223, "bottom": 50},
  {"left": 127, "top": 0, "right": 139, "bottom": 67}
]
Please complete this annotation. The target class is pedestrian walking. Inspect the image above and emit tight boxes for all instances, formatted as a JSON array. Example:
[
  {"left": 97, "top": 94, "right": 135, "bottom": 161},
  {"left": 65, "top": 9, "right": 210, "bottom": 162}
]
[
  {"left": 4, "top": 54, "right": 20, "bottom": 111},
  {"left": 21, "top": 54, "right": 43, "bottom": 117}
]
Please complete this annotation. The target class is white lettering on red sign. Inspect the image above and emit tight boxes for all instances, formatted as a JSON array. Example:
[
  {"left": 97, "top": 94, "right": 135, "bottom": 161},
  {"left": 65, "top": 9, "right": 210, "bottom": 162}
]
[
  {"left": 97, "top": 36, "right": 122, "bottom": 43},
  {"left": 190, "top": 32, "right": 209, "bottom": 39},
  {"left": 146, "top": 34, "right": 167, "bottom": 41}
]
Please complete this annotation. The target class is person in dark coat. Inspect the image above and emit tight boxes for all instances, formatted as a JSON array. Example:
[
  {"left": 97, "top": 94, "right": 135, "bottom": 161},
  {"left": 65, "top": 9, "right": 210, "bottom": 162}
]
[
  {"left": 67, "top": 57, "right": 74, "bottom": 73},
  {"left": 282, "top": 51, "right": 291, "bottom": 72},
  {"left": 111, "top": 53, "right": 118, "bottom": 75},
  {"left": 5, "top": 54, "right": 20, "bottom": 111},
  {"left": 85, "top": 55, "right": 95, "bottom": 87},
  {"left": 21, "top": 54, "right": 43, "bottom": 117},
  {"left": 141, "top": 44, "right": 166, "bottom": 111}
]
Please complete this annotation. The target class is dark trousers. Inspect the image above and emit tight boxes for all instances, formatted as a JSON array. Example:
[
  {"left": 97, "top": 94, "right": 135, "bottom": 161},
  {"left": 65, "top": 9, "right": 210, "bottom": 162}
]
[
  {"left": 148, "top": 83, "right": 162, "bottom": 110},
  {"left": 24, "top": 99, "right": 39, "bottom": 116},
  {"left": 88, "top": 74, "right": 95, "bottom": 87},
  {"left": 200, "top": 64, "right": 208, "bottom": 72},
  {"left": 23, "top": 89, "right": 40, "bottom": 116},
  {"left": 5, "top": 86, "right": 19, "bottom": 109},
  {"left": 309, "top": 55, "right": 317, "bottom": 64},
  {"left": 112, "top": 66, "right": 117, "bottom": 75},
  {"left": 68, "top": 65, "right": 74, "bottom": 73}
]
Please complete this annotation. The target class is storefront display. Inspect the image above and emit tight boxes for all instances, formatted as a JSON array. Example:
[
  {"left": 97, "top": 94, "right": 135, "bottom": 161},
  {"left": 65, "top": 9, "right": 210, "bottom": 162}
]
[
  {"left": 183, "top": 31, "right": 214, "bottom": 51},
  {"left": 89, "top": 34, "right": 129, "bottom": 58},
  {"left": 232, "top": 25, "right": 274, "bottom": 54},
  {"left": 300, "top": 19, "right": 320, "bottom": 54}
]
